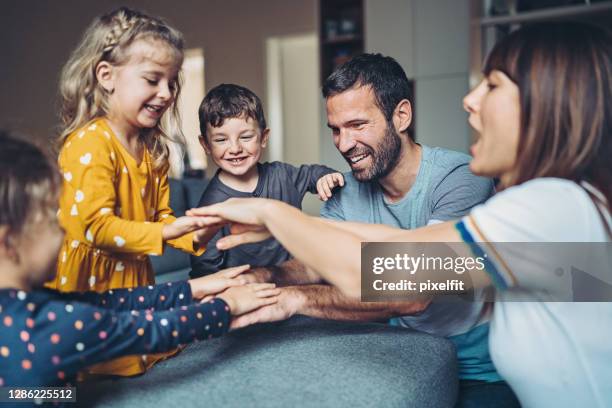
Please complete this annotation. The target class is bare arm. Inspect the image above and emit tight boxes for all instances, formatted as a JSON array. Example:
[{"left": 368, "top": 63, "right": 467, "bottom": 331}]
[
  {"left": 295, "top": 284, "right": 430, "bottom": 321},
  {"left": 243, "top": 258, "right": 323, "bottom": 286},
  {"left": 230, "top": 284, "right": 430, "bottom": 329},
  {"left": 189, "top": 199, "right": 488, "bottom": 298},
  {"left": 320, "top": 218, "right": 411, "bottom": 241}
]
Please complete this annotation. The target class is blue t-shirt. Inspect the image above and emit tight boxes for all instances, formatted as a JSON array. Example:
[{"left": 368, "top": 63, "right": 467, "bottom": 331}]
[{"left": 321, "top": 144, "right": 501, "bottom": 382}]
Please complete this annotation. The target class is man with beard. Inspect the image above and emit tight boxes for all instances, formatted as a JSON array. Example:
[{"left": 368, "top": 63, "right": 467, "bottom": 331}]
[{"left": 226, "top": 54, "right": 518, "bottom": 406}]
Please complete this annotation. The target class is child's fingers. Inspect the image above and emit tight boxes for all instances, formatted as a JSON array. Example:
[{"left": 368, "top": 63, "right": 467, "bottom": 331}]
[
  {"left": 255, "top": 288, "right": 282, "bottom": 298},
  {"left": 326, "top": 177, "right": 336, "bottom": 195},
  {"left": 334, "top": 173, "right": 345, "bottom": 187},
  {"left": 201, "top": 215, "right": 225, "bottom": 226},
  {"left": 225, "top": 278, "right": 246, "bottom": 287},
  {"left": 321, "top": 177, "right": 333, "bottom": 198},
  {"left": 187, "top": 204, "right": 220, "bottom": 217},
  {"left": 316, "top": 179, "right": 326, "bottom": 201},
  {"left": 247, "top": 282, "right": 276, "bottom": 291},
  {"left": 222, "top": 264, "right": 251, "bottom": 278},
  {"left": 200, "top": 295, "right": 214, "bottom": 302},
  {"left": 255, "top": 296, "right": 279, "bottom": 307}
]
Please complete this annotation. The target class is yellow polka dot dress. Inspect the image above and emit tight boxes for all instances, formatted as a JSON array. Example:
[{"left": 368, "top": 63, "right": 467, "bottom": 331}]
[{"left": 47, "top": 118, "right": 205, "bottom": 376}]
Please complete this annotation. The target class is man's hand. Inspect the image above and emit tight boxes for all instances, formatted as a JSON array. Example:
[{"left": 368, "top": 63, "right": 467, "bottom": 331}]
[
  {"left": 316, "top": 172, "right": 344, "bottom": 201},
  {"left": 230, "top": 286, "right": 304, "bottom": 329}
]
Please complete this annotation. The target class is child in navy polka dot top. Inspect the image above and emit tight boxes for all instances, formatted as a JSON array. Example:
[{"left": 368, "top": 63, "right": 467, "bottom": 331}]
[{"left": 0, "top": 132, "right": 280, "bottom": 388}]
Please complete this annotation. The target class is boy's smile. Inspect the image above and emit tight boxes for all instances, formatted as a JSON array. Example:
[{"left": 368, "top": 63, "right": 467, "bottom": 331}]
[{"left": 201, "top": 116, "right": 269, "bottom": 191}]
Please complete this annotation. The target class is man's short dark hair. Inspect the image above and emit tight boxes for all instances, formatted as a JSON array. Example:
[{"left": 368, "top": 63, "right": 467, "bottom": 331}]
[
  {"left": 198, "top": 84, "right": 267, "bottom": 140},
  {"left": 322, "top": 53, "right": 413, "bottom": 137}
]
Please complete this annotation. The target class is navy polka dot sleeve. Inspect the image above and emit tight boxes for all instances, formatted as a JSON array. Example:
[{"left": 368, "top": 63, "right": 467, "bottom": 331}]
[
  {"left": 0, "top": 281, "right": 231, "bottom": 387},
  {"left": 59, "top": 281, "right": 196, "bottom": 311}
]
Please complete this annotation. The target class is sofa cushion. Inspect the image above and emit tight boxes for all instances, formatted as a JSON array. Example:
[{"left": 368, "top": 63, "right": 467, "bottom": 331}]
[{"left": 79, "top": 316, "right": 458, "bottom": 407}]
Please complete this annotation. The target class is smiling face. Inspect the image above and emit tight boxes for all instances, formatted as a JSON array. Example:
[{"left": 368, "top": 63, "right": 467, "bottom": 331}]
[
  {"left": 201, "top": 116, "right": 269, "bottom": 179},
  {"left": 326, "top": 86, "right": 403, "bottom": 182},
  {"left": 463, "top": 70, "right": 521, "bottom": 185},
  {"left": 98, "top": 39, "right": 181, "bottom": 138}
]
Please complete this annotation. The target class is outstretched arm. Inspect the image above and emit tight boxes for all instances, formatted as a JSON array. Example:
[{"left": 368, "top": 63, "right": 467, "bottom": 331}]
[
  {"left": 231, "top": 284, "right": 429, "bottom": 329},
  {"left": 243, "top": 258, "right": 323, "bottom": 286},
  {"left": 189, "top": 199, "right": 475, "bottom": 297}
]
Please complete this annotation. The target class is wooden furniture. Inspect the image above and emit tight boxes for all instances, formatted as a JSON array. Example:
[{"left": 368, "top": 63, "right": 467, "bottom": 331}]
[{"left": 319, "top": 0, "right": 365, "bottom": 84}]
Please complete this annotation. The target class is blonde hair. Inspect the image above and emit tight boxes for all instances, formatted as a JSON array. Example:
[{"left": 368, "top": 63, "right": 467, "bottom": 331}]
[{"left": 58, "top": 7, "right": 185, "bottom": 169}]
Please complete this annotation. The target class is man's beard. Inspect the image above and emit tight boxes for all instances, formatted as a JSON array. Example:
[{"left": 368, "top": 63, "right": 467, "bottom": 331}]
[{"left": 346, "top": 124, "right": 402, "bottom": 182}]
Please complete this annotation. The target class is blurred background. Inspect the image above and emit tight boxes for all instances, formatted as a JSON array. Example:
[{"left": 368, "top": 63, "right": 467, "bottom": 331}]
[{"left": 1, "top": 0, "right": 611, "bottom": 215}]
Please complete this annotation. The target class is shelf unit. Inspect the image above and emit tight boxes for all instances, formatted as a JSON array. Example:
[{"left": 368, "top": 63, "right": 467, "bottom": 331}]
[
  {"left": 469, "top": 0, "right": 612, "bottom": 86},
  {"left": 319, "top": 0, "right": 365, "bottom": 84}
]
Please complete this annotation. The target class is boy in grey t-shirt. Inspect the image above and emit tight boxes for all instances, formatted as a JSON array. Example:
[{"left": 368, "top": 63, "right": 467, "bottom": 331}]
[{"left": 190, "top": 84, "right": 344, "bottom": 278}]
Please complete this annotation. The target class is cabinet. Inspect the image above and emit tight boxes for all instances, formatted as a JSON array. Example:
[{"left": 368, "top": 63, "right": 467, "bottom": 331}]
[
  {"left": 319, "top": 0, "right": 365, "bottom": 84},
  {"left": 470, "top": 0, "right": 612, "bottom": 86}
]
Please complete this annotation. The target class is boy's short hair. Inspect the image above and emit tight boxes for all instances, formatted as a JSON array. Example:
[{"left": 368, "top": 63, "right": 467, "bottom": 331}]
[{"left": 198, "top": 84, "right": 267, "bottom": 140}]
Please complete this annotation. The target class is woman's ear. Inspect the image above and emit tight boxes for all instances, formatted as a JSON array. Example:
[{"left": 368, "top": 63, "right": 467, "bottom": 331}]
[
  {"left": 95, "top": 61, "right": 115, "bottom": 94},
  {"left": 393, "top": 99, "right": 413, "bottom": 134},
  {"left": 260, "top": 128, "right": 270, "bottom": 148}
]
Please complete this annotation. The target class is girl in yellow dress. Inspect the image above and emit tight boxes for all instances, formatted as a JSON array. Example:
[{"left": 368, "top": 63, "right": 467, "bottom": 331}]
[{"left": 48, "top": 7, "right": 222, "bottom": 377}]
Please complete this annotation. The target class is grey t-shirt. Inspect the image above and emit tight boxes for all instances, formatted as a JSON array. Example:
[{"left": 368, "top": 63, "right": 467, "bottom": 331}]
[
  {"left": 190, "top": 161, "right": 335, "bottom": 278},
  {"left": 321, "top": 144, "right": 501, "bottom": 382},
  {"left": 320, "top": 144, "right": 494, "bottom": 226}
]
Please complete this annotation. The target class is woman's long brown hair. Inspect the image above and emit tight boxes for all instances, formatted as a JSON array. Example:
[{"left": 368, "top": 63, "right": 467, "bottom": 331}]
[{"left": 484, "top": 22, "right": 611, "bottom": 223}]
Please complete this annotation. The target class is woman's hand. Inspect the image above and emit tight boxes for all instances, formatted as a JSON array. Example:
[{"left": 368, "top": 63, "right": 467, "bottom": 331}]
[
  {"left": 216, "top": 223, "right": 272, "bottom": 250},
  {"left": 188, "top": 264, "right": 250, "bottom": 300},
  {"left": 162, "top": 215, "right": 224, "bottom": 241},
  {"left": 187, "top": 198, "right": 276, "bottom": 249},
  {"left": 217, "top": 283, "right": 281, "bottom": 316},
  {"left": 186, "top": 197, "right": 272, "bottom": 226}
]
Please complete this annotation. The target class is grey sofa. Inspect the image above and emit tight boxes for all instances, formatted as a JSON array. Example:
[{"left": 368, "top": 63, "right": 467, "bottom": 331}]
[
  {"left": 136, "top": 179, "right": 459, "bottom": 407},
  {"left": 78, "top": 316, "right": 458, "bottom": 407}
]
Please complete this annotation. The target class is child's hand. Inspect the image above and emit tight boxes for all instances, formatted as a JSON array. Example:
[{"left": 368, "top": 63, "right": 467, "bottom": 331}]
[
  {"left": 188, "top": 264, "right": 251, "bottom": 300},
  {"left": 192, "top": 223, "right": 225, "bottom": 247},
  {"left": 316, "top": 172, "right": 344, "bottom": 201},
  {"left": 162, "top": 215, "right": 225, "bottom": 241},
  {"left": 217, "top": 283, "right": 280, "bottom": 316}
]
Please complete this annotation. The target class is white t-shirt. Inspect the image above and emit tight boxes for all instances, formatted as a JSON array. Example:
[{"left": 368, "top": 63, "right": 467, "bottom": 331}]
[{"left": 459, "top": 178, "right": 612, "bottom": 408}]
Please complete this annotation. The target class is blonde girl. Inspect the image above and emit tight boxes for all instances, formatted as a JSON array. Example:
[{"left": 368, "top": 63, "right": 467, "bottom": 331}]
[
  {"left": 0, "top": 131, "right": 279, "bottom": 389},
  {"left": 49, "top": 7, "right": 222, "bottom": 377}
]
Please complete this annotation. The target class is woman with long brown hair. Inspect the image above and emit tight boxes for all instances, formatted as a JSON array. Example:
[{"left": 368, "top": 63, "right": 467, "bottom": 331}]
[{"left": 190, "top": 22, "right": 611, "bottom": 406}]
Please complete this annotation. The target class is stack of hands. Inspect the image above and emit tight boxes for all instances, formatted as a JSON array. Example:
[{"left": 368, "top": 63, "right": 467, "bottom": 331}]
[
  {"left": 187, "top": 264, "right": 281, "bottom": 330},
  {"left": 162, "top": 172, "right": 343, "bottom": 247},
  {"left": 166, "top": 198, "right": 301, "bottom": 331}
]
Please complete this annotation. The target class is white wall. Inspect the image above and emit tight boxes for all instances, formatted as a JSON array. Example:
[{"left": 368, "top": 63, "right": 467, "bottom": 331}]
[
  {"left": 267, "top": 33, "right": 323, "bottom": 215},
  {"left": 364, "top": 0, "right": 471, "bottom": 153}
]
